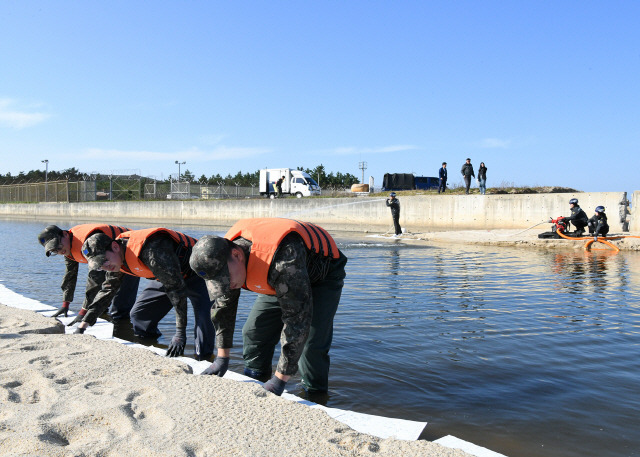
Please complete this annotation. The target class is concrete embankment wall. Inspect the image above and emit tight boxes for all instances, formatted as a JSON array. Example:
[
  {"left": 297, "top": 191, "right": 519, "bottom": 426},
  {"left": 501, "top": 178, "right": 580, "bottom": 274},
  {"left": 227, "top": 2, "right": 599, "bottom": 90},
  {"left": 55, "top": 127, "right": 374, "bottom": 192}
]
[
  {"left": 0, "top": 192, "right": 631, "bottom": 233},
  {"left": 632, "top": 191, "right": 639, "bottom": 232}
]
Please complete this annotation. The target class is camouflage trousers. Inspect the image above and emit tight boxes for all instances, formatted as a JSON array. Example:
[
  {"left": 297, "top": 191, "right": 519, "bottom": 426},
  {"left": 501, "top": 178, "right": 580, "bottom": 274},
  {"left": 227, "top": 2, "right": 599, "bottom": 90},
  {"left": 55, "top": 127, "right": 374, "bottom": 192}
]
[{"left": 242, "top": 252, "right": 347, "bottom": 392}]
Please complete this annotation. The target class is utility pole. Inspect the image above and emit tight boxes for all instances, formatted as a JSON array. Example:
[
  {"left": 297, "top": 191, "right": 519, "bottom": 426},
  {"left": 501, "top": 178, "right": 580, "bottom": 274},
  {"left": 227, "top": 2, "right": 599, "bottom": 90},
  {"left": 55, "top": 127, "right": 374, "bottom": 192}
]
[
  {"left": 358, "top": 161, "right": 367, "bottom": 184},
  {"left": 41, "top": 159, "right": 49, "bottom": 202}
]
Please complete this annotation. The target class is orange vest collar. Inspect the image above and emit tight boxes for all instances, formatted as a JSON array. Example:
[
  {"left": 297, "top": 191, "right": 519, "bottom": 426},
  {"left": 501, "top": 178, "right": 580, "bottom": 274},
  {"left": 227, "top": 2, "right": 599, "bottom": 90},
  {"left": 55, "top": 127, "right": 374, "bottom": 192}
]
[{"left": 224, "top": 218, "right": 339, "bottom": 295}]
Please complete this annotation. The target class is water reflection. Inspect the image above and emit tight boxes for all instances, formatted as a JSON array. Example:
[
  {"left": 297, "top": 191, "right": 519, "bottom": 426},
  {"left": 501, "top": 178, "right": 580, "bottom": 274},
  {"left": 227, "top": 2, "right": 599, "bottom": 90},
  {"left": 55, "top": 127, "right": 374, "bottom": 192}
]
[
  {"left": 388, "top": 247, "right": 400, "bottom": 276},
  {"left": 1, "top": 220, "right": 639, "bottom": 457}
]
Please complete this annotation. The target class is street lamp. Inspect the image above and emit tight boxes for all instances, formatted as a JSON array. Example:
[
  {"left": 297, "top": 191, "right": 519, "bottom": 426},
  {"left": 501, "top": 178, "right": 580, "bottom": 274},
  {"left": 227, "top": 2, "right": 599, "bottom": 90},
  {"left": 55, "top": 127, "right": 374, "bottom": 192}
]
[
  {"left": 175, "top": 160, "right": 186, "bottom": 183},
  {"left": 41, "top": 159, "right": 49, "bottom": 202}
]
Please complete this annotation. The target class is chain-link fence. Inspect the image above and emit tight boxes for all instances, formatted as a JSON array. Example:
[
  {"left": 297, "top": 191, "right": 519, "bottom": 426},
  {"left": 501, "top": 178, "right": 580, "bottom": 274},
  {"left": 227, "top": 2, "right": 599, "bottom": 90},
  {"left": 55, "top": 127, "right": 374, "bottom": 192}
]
[
  {"left": 1, "top": 178, "right": 352, "bottom": 203},
  {"left": 93, "top": 174, "right": 141, "bottom": 201},
  {"left": 143, "top": 182, "right": 261, "bottom": 200},
  {"left": 0, "top": 180, "right": 98, "bottom": 203}
]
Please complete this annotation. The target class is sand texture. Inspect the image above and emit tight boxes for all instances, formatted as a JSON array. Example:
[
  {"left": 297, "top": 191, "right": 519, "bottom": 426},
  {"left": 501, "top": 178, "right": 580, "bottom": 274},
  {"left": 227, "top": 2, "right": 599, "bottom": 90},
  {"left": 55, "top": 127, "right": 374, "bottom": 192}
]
[
  {"left": 0, "top": 305, "right": 472, "bottom": 457},
  {"left": 371, "top": 229, "right": 640, "bottom": 251}
]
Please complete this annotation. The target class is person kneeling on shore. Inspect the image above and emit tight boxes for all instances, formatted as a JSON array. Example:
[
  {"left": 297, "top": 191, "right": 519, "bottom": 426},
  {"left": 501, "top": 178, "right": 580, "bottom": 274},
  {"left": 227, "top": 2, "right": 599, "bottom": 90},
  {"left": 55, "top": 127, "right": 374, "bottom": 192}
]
[
  {"left": 189, "top": 218, "right": 347, "bottom": 396},
  {"left": 560, "top": 198, "right": 589, "bottom": 236},
  {"left": 588, "top": 206, "right": 609, "bottom": 240},
  {"left": 80, "top": 228, "right": 215, "bottom": 360}
]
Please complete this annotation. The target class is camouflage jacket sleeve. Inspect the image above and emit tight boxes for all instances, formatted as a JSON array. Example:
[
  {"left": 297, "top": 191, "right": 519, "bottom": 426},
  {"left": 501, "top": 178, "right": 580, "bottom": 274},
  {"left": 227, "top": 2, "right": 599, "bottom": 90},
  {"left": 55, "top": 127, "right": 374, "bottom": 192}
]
[
  {"left": 268, "top": 236, "right": 313, "bottom": 376},
  {"left": 83, "top": 271, "right": 123, "bottom": 325},
  {"left": 61, "top": 256, "right": 79, "bottom": 303},
  {"left": 209, "top": 238, "right": 249, "bottom": 349},
  {"left": 139, "top": 236, "right": 188, "bottom": 332},
  {"left": 210, "top": 288, "right": 241, "bottom": 349}
]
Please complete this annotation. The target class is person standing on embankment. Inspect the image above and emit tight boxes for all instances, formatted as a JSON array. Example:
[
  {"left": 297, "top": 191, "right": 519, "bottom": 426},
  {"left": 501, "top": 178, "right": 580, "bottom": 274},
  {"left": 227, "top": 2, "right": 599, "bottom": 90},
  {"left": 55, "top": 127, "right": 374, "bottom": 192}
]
[
  {"left": 386, "top": 192, "right": 402, "bottom": 235},
  {"left": 461, "top": 158, "right": 475, "bottom": 194}
]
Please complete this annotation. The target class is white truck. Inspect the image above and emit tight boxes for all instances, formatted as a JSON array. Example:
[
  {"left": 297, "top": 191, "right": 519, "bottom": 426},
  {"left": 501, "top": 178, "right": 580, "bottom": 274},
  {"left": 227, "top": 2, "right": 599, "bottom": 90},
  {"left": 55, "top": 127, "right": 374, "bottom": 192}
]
[{"left": 259, "top": 168, "right": 321, "bottom": 198}]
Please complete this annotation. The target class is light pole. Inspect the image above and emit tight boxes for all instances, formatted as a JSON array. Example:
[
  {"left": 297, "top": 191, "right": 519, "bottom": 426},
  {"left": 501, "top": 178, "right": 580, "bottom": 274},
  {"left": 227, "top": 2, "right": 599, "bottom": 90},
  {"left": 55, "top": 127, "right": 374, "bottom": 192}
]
[
  {"left": 175, "top": 160, "right": 186, "bottom": 183},
  {"left": 41, "top": 159, "right": 49, "bottom": 202}
]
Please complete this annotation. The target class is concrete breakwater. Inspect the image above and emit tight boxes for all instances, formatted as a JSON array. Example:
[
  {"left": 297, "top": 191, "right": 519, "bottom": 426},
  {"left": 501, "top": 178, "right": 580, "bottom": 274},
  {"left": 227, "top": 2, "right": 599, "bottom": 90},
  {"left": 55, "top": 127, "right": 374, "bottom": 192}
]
[{"left": 0, "top": 191, "right": 635, "bottom": 232}]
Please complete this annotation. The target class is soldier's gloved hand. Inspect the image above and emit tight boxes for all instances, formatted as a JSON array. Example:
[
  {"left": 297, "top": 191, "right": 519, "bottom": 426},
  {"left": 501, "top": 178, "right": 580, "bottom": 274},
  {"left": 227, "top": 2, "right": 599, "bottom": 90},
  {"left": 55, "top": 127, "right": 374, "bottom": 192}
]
[
  {"left": 263, "top": 375, "right": 287, "bottom": 396},
  {"left": 166, "top": 328, "right": 186, "bottom": 357},
  {"left": 52, "top": 302, "right": 71, "bottom": 318},
  {"left": 67, "top": 308, "right": 87, "bottom": 326},
  {"left": 202, "top": 357, "right": 229, "bottom": 377},
  {"left": 73, "top": 327, "right": 86, "bottom": 334}
]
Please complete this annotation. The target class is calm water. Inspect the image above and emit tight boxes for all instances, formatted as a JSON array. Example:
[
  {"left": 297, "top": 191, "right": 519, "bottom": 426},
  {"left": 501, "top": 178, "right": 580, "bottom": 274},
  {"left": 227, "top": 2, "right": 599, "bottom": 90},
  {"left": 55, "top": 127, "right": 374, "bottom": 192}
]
[{"left": 1, "top": 218, "right": 639, "bottom": 457}]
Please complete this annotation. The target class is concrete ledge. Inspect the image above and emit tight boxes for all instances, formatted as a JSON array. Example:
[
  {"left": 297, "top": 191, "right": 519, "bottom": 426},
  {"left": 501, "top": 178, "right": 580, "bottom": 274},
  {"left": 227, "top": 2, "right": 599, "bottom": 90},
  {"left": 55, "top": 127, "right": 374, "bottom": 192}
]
[{"left": 0, "top": 191, "right": 630, "bottom": 232}]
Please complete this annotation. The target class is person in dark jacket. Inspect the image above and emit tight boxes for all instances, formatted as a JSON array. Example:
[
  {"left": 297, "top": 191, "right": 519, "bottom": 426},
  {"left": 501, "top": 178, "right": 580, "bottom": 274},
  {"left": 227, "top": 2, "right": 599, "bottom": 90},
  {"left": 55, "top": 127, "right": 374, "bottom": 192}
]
[
  {"left": 386, "top": 192, "right": 402, "bottom": 235},
  {"left": 275, "top": 176, "right": 284, "bottom": 198},
  {"left": 461, "top": 158, "right": 475, "bottom": 194},
  {"left": 588, "top": 206, "right": 609, "bottom": 239},
  {"left": 477, "top": 162, "right": 487, "bottom": 195},
  {"left": 438, "top": 162, "right": 447, "bottom": 193},
  {"left": 561, "top": 198, "right": 589, "bottom": 236}
]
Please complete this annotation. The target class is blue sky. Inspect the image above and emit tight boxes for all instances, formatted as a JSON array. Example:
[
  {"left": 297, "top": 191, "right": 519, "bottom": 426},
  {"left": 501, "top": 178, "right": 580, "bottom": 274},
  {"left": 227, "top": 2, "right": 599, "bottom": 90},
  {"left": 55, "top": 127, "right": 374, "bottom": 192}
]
[{"left": 1, "top": 1, "right": 639, "bottom": 194}]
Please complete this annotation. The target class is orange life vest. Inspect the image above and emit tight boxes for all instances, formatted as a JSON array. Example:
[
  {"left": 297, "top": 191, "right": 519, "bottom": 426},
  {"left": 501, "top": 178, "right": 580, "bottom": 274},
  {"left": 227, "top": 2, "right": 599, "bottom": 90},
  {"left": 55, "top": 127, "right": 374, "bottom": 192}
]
[
  {"left": 117, "top": 228, "right": 197, "bottom": 279},
  {"left": 224, "top": 218, "right": 340, "bottom": 295},
  {"left": 67, "top": 224, "right": 130, "bottom": 263}
]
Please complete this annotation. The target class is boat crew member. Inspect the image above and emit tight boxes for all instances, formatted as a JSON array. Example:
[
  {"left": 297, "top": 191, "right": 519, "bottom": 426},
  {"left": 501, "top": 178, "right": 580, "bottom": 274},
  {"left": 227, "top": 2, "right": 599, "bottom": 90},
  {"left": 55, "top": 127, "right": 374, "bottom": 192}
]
[
  {"left": 561, "top": 198, "right": 589, "bottom": 236},
  {"left": 588, "top": 206, "right": 609, "bottom": 239}
]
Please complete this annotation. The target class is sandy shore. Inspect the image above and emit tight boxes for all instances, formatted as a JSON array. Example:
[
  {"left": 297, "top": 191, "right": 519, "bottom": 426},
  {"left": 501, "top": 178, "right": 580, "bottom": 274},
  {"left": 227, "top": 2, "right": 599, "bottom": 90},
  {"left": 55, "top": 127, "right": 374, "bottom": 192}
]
[
  {"left": 0, "top": 304, "right": 473, "bottom": 457},
  {"left": 369, "top": 228, "right": 640, "bottom": 251}
]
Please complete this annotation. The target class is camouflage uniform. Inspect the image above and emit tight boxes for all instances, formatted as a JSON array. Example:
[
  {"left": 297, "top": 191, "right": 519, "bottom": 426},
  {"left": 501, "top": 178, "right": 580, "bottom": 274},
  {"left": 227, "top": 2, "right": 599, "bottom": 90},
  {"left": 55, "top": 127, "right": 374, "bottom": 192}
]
[
  {"left": 61, "top": 255, "right": 101, "bottom": 304},
  {"left": 84, "top": 234, "right": 215, "bottom": 359},
  {"left": 207, "top": 234, "right": 347, "bottom": 392},
  {"left": 39, "top": 225, "right": 138, "bottom": 320}
]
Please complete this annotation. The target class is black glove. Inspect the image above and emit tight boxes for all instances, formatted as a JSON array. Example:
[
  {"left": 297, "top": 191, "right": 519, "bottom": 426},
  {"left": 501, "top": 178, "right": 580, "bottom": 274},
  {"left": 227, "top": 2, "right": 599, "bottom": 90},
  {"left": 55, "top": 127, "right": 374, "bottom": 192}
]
[
  {"left": 67, "top": 308, "right": 87, "bottom": 326},
  {"left": 202, "top": 357, "right": 229, "bottom": 377},
  {"left": 51, "top": 302, "right": 71, "bottom": 318},
  {"left": 166, "top": 328, "right": 186, "bottom": 357},
  {"left": 73, "top": 327, "right": 86, "bottom": 334},
  {"left": 263, "top": 375, "right": 287, "bottom": 396}
]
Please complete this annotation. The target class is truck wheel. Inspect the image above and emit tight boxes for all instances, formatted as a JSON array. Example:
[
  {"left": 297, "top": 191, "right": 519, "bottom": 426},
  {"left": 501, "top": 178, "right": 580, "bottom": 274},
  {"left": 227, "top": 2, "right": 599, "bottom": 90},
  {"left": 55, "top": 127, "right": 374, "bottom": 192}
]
[
  {"left": 270, "top": 193, "right": 276, "bottom": 199},
  {"left": 295, "top": 192, "right": 303, "bottom": 198}
]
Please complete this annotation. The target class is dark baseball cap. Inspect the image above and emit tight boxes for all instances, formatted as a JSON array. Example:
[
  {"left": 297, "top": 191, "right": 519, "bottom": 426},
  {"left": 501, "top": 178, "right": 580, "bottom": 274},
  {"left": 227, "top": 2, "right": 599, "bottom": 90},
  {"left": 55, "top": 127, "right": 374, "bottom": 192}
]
[
  {"left": 38, "top": 225, "right": 64, "bottom": 257},
  {"left": 81, "top": 232, "right": 114, "bottom": 270},
  {"left": 189, "top": 235, "right": 233, "bottom": 298}
]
